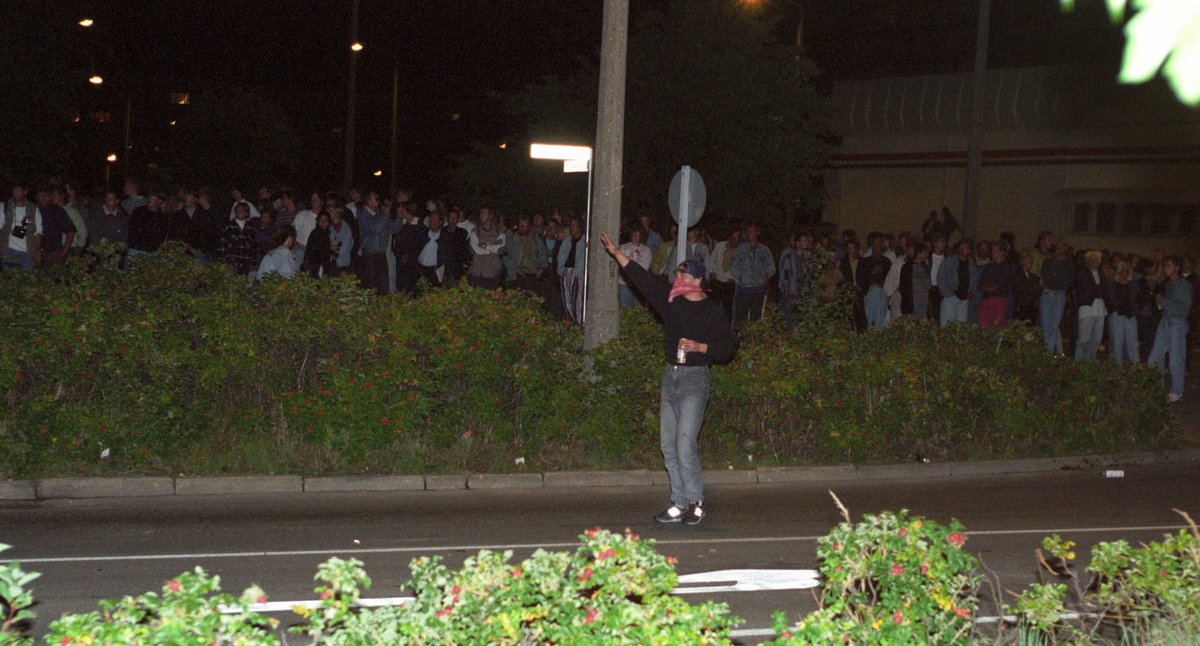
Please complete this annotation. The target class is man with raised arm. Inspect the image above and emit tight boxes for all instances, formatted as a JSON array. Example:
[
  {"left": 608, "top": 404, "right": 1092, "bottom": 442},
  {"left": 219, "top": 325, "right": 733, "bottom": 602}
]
[{"left": 600, "top": 232, "right": 737, "bottom": 526}]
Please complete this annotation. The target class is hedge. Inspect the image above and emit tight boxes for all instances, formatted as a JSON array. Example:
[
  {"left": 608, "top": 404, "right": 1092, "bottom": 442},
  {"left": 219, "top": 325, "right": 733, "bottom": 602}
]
[{"left": 0, "top": 243, "right": 1174, "bottom": 478}]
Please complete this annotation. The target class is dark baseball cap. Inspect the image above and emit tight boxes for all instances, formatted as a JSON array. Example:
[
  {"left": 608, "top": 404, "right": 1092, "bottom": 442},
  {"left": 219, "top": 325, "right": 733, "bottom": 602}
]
[{"left": 677, "top": 258, "right": 706, "bottom": 279}]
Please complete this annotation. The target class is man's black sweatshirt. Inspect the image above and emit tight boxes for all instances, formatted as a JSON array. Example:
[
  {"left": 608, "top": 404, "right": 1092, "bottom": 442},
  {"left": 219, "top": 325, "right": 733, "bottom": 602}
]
[{"left": 623, "top": 261, "right": 737, "bottom": 366}]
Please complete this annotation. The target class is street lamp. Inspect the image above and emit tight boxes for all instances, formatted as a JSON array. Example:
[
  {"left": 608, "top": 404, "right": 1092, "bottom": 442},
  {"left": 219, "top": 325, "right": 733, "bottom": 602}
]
[
  {"left": 78, "top": 18, "right": 94, "bottom": 27},
  {"left": 105, "top": 153, "right": 117, "bottom": 183},
  {"left": 88, "top": 74, "right": 103, "bottom": 85},
  {"left": 530, "top": 143, "right": 594, "bottom": 322},
  {"left": 350, "top": 41, "right": 364, "bottom": 52}
]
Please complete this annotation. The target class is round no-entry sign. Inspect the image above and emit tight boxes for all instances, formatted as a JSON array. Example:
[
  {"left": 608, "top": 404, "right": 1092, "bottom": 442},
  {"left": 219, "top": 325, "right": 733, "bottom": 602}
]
[{"left": 668, "top": 166, "right": 706, "bottom": 227}]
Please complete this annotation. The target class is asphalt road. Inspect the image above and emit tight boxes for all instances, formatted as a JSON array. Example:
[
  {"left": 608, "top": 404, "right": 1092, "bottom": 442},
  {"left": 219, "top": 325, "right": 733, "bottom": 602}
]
[{"left": 3, "top": 460, "right": 1198, "bottom": 643}]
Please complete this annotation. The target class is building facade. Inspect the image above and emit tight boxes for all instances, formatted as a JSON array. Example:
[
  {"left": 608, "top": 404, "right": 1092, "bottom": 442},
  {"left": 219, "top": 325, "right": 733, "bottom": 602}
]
[{"left": 823, "top": 65, "right": 1200, "bottom": 255}]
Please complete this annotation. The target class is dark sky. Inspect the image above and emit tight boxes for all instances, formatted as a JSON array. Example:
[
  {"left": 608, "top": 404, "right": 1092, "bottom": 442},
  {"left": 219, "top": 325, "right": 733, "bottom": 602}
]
[
  {"left": 7, "top": 0, "right": 1128, "bottom": 189},
  {"left": 74, "top": 0, "right": 1125, "bottom": 89}
]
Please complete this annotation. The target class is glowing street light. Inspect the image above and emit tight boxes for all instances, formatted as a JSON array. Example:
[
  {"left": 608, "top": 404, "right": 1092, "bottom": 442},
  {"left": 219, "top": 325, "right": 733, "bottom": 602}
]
[
  {"left": 350, "top": 41, "right": 364, "bottom": 52},
  {"left": 531, "top": 142, "right": 595, "bottom": 322},
  {"left": 78, "top": 18, "right": 94, "bottom": 27},
  {"left": 105, "top": 153, "right": 118, "bottom": 183},
  {"left": 88, "top": 74, "right": 104, "bottom": 85},
  {"left": 105, "top": 153, "right": 118, "bottom": 163},
  {"left": 372, "top": 169, "right": 382, "bottom": 177}
]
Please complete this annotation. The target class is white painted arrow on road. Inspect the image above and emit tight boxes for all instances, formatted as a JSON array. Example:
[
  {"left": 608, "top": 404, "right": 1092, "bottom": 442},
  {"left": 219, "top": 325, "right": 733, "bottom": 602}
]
[
  {"left": 672, "top": 569, "right": 821, "bottom": 594},
  {"left": 221, "top": 568, "right": 821, "bottom": 614}
]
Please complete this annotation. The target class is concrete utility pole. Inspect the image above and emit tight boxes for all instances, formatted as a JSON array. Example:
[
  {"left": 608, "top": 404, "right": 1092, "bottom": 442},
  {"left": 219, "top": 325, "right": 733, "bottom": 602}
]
[
  {"left": 962, "top": 0, "right": 990, "bottom": 239},
  {"left": 583, "top": 0, "right": 629, "bottom": 350}
]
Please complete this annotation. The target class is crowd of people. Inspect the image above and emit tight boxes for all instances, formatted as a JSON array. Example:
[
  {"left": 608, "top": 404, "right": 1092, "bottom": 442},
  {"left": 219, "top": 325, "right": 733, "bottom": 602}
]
[{"left": 2, "top": 178, "right": 1195, "bottom": 400}]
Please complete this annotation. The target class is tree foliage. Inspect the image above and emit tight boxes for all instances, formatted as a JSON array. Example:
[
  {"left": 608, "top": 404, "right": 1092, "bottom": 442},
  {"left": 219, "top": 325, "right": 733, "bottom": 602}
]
[
  {"left": 168, "top": 87, "right": 301, "bottom": 188},
  {"left": 448, "top": 0, "right": 832, "bottom": 239},
  {"left": 1064, "top": 0, "right": 1200, "bottom": 105}
]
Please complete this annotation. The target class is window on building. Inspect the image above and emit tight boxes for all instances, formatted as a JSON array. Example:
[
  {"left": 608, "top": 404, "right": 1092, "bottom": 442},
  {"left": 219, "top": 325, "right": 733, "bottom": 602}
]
[
  {"left": 1144, "top": 203, "right": 1174, "bottom": 235},
  {"left": 1095, "top": 203, "right": 1116, "bottom": 234},
  {"left": 1180, "top": 205, "right": 1198, "bottom": 234},
  {"left": 1121, "top": 205, "right": 1143, "bottom": 235},
  {"left": 1071, "top": 203, "right": 1091, "bottom": 234}
]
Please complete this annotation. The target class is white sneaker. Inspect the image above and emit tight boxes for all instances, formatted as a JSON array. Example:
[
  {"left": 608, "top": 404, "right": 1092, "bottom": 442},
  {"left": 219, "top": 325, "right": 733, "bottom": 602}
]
[{"left": 1168, "top": 393, "right": 1182, "bottom": 403}]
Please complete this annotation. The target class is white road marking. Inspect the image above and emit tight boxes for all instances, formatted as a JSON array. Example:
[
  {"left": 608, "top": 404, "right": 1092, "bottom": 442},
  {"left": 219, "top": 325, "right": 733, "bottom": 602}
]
[
  {"left": 2, "top": 523, "right": 1186, "bottom": 565},
  {"left": 222, "top": 568, "right": 820, "bottom": 615},
  {"left": 674, "top": 569, "right": 820, "bottom": 594}
]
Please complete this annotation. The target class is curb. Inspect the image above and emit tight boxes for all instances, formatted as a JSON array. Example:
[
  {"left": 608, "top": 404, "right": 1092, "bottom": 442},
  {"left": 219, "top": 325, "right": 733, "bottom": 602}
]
[
  {"left": 0, "top": 480, "right": 36, "bottom": 501},
  {"left": 467, "top": 473, "right": 545, "bottom": 490},
  {"left": 424, "top": 475, "right": 467, "bottom": 491},
  {"left": 11, "top": 449, "right": 1199, "bottom": 501},
  {"left": 544, "top": 470, "right": 658, "bottom": 488},
  {"left": 36, "top": 477, "right": 173, "bottom": 499},
  {"left": 305, "top": 475, "right": 425, "bottom": 493},
  {"left": 176, "top": 476, "right": 303, "bottom": 496}
]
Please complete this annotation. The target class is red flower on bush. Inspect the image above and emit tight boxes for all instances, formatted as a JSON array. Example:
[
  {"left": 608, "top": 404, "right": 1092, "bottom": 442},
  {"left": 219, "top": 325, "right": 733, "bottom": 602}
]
[
  {"left": 947, "top": 532, "right": 966, "bottom": 548},
  {"left": 893, "top": 609, "right": 904, "bottom": 624},
  {"left": 898, "top": 528, "right": 908, "bottom": 538},
  {"left": 577, "top": 566, "right": 593, "bottom": 582},
  {"left": 320, "top": 590, "right": 332, "bottom": 600},
  {"left": 890, "top": 562, "right": 904, "bottom": 576},
  {"left": 584, "top": 608, "right": 598, "bottom": 624},
  {"left": 511, "top": 568, "right": 523, "bottom": 578},
  {"left": 954, "top": 606, "right": 970, "bottom": 619},
  {"left": 167, "top": 580, "right": 181, "bottom": 592}
]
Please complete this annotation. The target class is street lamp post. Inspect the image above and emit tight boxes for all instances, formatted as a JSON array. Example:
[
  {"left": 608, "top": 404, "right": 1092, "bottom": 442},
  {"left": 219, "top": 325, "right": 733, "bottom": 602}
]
[{"left": 531, "top": 144, "right": 594, "bottom": 322}]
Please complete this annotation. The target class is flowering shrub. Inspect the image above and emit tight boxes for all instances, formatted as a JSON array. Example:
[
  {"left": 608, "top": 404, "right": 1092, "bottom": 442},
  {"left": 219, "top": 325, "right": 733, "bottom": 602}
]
[
  {"left": 0, "top": 544, "right": 38, "bottom": 645},
  {"left": 45, "top": 568, "right": 277, "bottom": 645},
  {"left": 1008, "top": 511, "right": 1200, "bottom": 643},
  {"left": 765, "top": 501, "right": 981, "bottom": 644},
  {"left": 28, "top": 529, "right": 737, "bottom": 645},
  {"left": 0, "top": 245, "right": 1173, "bottom": 478}
]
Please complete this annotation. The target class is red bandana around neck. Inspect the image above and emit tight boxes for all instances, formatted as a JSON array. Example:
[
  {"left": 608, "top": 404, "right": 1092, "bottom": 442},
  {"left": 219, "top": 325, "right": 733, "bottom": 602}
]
[{"left": 668, "top": 274, "right": 705, "bottom": 303}]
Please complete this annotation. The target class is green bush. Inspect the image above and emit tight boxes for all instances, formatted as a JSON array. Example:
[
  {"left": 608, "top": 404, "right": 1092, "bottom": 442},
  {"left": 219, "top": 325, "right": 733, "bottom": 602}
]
[
  {"left": 764, "top": 500, "right": 981, "bottom": 644},
  {"left": 709, "top": 317, "right": 1172, "bottom": 466},
  {"left": 35, "top": 529, "right": 738, "bottom": 645},
  {"left": 0, "top": 245, "right": 1174, "bottom": 478},
  {"left": 1009, "top": 511, "right": 1200, "bottom": 644}
]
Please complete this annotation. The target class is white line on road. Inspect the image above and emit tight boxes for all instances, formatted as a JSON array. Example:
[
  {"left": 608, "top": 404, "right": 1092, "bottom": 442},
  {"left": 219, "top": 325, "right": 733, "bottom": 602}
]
[{"left": 2, "top": 524, "right": 1186, "bottom": 565}]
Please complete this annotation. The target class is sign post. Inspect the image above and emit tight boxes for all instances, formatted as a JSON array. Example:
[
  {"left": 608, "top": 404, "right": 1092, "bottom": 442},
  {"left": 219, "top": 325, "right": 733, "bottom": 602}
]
[{"left": 667, "top": 165, "right": 706, "bottom": 267}]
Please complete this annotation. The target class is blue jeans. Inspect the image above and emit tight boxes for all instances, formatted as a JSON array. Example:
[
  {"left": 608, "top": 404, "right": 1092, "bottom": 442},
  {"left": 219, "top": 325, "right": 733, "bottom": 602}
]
[
  {"left": 733, "top": 287, "right": 765, "bottom": 327},
  {"left": 1075, "top": 315, "right": 1105, "bottom": 361},
  {"left": 1148, "top": 316, "right": 1188, "bottom": 396},
  {"left": 660, "top": 364, "right": 710, "bottom": 508},
  {"left": 2, "top": 249, "right": 33, "bottom": 270},
  {"left": 1108, "top": 313, "right": 1139, "bottom": 364},
  {"left": 940, "top": 295, "right": 968, "bottom": 327},
  {"left": 1040, "top": 289, "right": 1066, "bottom": 354},
  {"left": 865, "top": 285, "right": 888, "bottom": 329}
]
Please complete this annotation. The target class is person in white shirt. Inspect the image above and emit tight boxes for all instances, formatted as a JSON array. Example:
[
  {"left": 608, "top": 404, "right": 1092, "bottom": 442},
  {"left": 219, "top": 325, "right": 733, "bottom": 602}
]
[
  {"left": 618, "top": 223, "right": 654, "bottom": 307},
  {"left": 928, "top": 234, "right": 948, "bottom": 322},
  {"left": 1, "top": 182, "right": 43, "bottom": 269},
  {"left": 228, "top": 185, "right": 261, "bottom": 221},
  {"left": 292, "top": 192, "right": 322, "bottom": 267}
]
